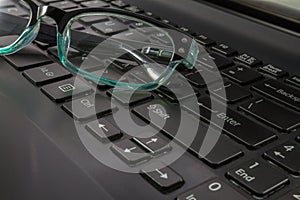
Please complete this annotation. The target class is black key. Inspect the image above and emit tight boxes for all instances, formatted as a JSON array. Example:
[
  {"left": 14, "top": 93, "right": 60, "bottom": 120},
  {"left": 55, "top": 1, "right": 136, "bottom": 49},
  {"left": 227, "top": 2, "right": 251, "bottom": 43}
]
[
  {"left": 183, "top": 97, "right": 277, "bottom": 149},
  {"left": 280, "top": 187, "right": 300, "bottom": 200},
  {"left": 5, "top": 45, "right": 52, "bottom": 70},
  {"left": 41, "top": 78, "right": 93, "bottom": 103},
  {"left": 23, "top": 63, "right": 72, "bottom": 86},
  {"left": 109, "top": 58, "right": 138, "bottom": 71},
  {"left": 209, "top": 82, "right": 252, "bottom": 103},
  {"left": 141, "top": 162, "right": 184, "bottom": 193},
  {"left": 80, "top": 0, "right": 109, "bottom": 7},
  {"left": 203, "top": 135, "right": 243, "bottom": 167},
  {"left": 185, "top": 67, "right": 220, "bottom": 88},
  {"left": 111, "top": 0, "right": 128, "bottom": 8},
  {"left": 0, "top": 1, "right": 15, "bottom": 7},
  {"left": 227, "top": 160, "right": 289, "bottom": 197},
  {"left": 234, "top": 53, "right": 262, "bottom": 67},
  {"left": 196, "top": 35, "right": 215, "bottom": 47},
  {"left": 107, "top": 89, "right": 153, "bottom": 106},
  {"left": 111, "top": 139, "right": 150, "bottom": 165},
  {"left": 50, "top": 1, "right": 78, "bottom": 10},
  {"left": 62, "top": 94, "right": 116, "bottom": 120},
  {"left": 212, "top": 43, "right": 237, "bottom": 56},
  {"left": 0, "top": 6, "right": 28, "bottom": 17},
  {"left": 258, "top": 64, "right": 288, "bottom": 78},
  {"left": 198, "top": 53, "right": 233, "bottom": 70},
  {"left": 222, "top": 65, "right": 263, "bottom": 85},
  {"left": 177, "top": 179, "right": 247, "bottom": 200},
  {"left": 264, "top": 143, "right": 300, "bottom": 175},
  {"left": 133, "top": 133, "right": 171, "bottom": 156},
  {"left": 156, "top": 75, "right": 200, "bottom": 103},
  {"left": 133, "top": 99, "right": 209, "bottom": 155},
  {"left": 130, "top": 22, "right": 156, "bottom": 35},
  {"left": 79, "top": 16, "right": 108, "bottom": 24},
  {"left": 240, "top": 98, "right": 300, "bottom": 131},
  {"left": 71, "top": 22, "right": 84, "bottom": 30},
  {"left": 286, "top": 75, "right": 300, "bottom": 89},
  {"left": 125, "top": 6, "right": 143, "bottom": 13},
  {"left": 86, "top": 119, "right": 122, "bottom": 142},
  {"left": 40, "top": 0, "right": 60, "bottom": 4},
  {"left": 92, "top": 20, "right": 128, "bottom": 36},
  {"left": 252, "top": 79, "right": 300, "bottom": 111}
]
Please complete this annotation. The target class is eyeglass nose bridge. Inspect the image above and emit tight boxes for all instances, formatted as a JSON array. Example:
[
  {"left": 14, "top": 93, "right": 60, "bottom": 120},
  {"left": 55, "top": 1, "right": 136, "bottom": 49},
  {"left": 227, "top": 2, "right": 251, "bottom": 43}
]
[{"left": 37, "top": 5, "right": 66, "bottom": 29}]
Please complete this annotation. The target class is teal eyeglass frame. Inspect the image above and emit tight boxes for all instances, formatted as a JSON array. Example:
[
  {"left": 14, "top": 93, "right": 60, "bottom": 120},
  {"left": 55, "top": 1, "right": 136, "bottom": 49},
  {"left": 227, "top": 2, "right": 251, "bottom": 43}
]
[{"left": 0, "top": 0, "right": 199, "bottom": 91}]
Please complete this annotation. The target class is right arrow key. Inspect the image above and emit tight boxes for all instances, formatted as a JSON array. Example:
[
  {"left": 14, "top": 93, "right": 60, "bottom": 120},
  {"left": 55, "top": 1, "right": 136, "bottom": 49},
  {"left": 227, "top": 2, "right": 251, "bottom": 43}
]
[{"left": 141, "top": 162, "right": 184, "bottom": 193}]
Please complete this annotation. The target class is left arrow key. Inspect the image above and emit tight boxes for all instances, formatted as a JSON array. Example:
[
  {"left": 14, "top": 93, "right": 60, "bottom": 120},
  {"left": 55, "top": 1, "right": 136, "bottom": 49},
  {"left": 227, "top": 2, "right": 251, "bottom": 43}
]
[{"left": 111, "top": 139, "right": 150, "bottom": 166}]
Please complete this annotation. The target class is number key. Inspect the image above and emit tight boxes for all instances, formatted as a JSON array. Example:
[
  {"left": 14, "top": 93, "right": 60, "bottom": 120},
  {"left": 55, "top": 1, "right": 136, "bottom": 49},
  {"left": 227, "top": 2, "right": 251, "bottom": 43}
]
[{"left": 264, "top": 143, "right": 300, "bottom": 175}]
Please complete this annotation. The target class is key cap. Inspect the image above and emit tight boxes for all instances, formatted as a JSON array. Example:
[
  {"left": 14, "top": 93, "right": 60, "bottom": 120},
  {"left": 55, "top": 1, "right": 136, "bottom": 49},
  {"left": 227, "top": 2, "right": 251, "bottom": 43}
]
[
  {"left": 40, "top": 0, "right": 60, "bottom": 4},
  {"left": 264, "top": 143, "right": 300, "bottom": 175},
  {"left": 86, "top": 119, "right": 122, "bottom": 142},
  {"left": 183, "top": 97, "right": 277, "bottom": 149},
  {"left": 222, "top": 65, "right": 263, "bottom": 85},
  {"left": 111, "top": 0, "right": 129, "bottom": 8},
  {"left": 133, "top": 133, "right": 171, "bottom": 156},
  {"left": 125, "top": 6, "right": 143, "bottom": 13},
  {"left": 198, "top": 53, "right": 233, "bottom": 70},
  {"left": 209, "top": 82, "right": 252, "bottom": 103},
  {"left": 158, "top": 73, "right": 200, "bottom": 103},
  {"left": 79, "top": 16, "right": 108, "bottom": 24},
  {"left": 240, "top": 98, "right": 300, "bottom": 131},
  {"left": 280, "top": 187, "right": 300, "bottom": 200},
  {"left": 5, "top": 45, "right": 52, "bottom": 70},
  {"left": 177, "top": 179, "right": 247, "bottom": 200},
  {"left": 23, "top": 63, "right": 72, "bottom": 86},
  {"left": 203, "top": 135, "right": 243, "bottom": 167},
  {"left": 50, "top": 1, "right": 78, "bottom": 10},
  {"left": 227, "top": 160, "right": 289, "bottom": 197},
  {"left": 286, "top": 75, "right": 300, "bottom": 89},
  {"left": 252, "top": 79, "right": 300, "bottom": 111},
  {"left": 196, "top": 35, "right": 215, "bottom": 47},
  {"left": 184, "top": 67, "right": 220, "bottom": 88},
  {"left": 130, "top": 22, "right": 156, "bottom": 35},
  {"left": 234, "top": 53, "right": 262, "bottom": 67},
  {"left": 107, "top": 89, "right": 153, "bottom": 106},
  {"left": 141, "top": 162, "right": 184, "bottom": 193},
  {"left": 80, "top": 0, "right": 109, "bottom": 7},
  {"left": 258, "top": 64, "right": 288, "bottom": 78},
  {"left": 212, "top": 43, "right": 237, "bottom": 56},
  {"left": 0, "top": 6, "right": 28, "bottom": 17},
  {"left": 111, "top": 139, "right": 150, "bottom": 165},
  {"left": 41, "top": 78, "right": 93, "bottom": 103},
  {"left": 92, "top": 20, "right": 128, "bottom": 36},
  {"left": 0, "top": 1, "right": 15, "bottom": 7},
  {"left": 62, "top": 94, "right": 116, "bottom": 120}
]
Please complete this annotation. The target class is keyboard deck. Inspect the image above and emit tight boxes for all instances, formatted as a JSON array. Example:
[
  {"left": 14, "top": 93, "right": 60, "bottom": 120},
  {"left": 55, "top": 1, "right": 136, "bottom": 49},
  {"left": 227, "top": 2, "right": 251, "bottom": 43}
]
[{"left": 1, "top": 0, "right": 300, "bottom": 200}]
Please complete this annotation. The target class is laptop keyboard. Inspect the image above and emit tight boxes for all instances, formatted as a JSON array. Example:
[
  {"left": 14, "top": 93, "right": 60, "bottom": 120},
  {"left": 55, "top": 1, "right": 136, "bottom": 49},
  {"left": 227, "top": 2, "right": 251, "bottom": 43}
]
[{"left": 2, "top": 0, "right": 300, "bottom": 199}]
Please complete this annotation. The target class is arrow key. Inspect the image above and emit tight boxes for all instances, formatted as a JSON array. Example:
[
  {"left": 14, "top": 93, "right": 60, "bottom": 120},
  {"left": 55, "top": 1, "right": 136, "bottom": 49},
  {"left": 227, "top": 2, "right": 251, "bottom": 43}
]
[
  {"left": 264, "top": 143, "right": 300, "bottom": 175},
  {"left": 86, "top": 119, "right": 122, "bottom": 143},
  {"left": 141, "top": 162, "right": 184, "bottom": 193},
  {"left": 133, "top": 133, "right": 172, "bottom": 156},
  {"left": 111, "top": 139, "right": 150, "bottom": 166}
]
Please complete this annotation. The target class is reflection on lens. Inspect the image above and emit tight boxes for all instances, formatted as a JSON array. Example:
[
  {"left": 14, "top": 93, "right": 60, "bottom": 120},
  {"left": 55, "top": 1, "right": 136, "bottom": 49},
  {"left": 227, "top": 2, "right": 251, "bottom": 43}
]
[
  {"left": 66, "top": 13, "right": 187, "bottom": 89},
  {"left": 0, "top": 0, "right": 31, "bottom": 47}
]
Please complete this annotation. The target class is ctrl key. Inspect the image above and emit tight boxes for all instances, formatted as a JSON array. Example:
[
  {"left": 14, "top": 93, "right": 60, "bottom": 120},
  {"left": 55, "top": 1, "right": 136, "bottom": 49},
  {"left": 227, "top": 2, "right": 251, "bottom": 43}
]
[
  {"left": 177, "top": 179, "right": 247, "bottom": 200},
  {"left": 227, "top": 160, "right": 289, "bottom": 197}
]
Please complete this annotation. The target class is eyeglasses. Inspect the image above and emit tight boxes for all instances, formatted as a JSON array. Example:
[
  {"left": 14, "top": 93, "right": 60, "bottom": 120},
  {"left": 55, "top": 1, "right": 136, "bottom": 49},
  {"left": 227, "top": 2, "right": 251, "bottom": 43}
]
[{"left": 0, "top": 0, "right": 199, "bottom": 91}]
